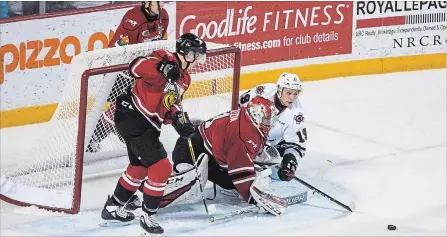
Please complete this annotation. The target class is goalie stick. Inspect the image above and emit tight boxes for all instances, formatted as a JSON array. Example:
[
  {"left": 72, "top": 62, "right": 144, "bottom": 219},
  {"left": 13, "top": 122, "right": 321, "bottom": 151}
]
[
  {"left": 209, "top": 190, "right": 312, "bottom": 222},
  {"left": 209, "top": 160, "right": 344, "bottom": 222}
]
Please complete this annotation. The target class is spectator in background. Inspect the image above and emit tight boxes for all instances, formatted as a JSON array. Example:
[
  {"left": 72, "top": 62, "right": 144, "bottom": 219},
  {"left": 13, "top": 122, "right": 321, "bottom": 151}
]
[
  {"left": 0, "top": 1, "right": 8, "bottom": 18},
  {"left": 4, "top": 1, "right": 22, "bottom": 17},
  {"left": 109, "top": 1, "right": 169, "bottom": 46}
]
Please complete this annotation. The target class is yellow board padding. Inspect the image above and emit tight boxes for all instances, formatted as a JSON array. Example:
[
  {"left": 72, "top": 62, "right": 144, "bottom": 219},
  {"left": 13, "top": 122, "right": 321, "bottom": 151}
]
[
  {"left": 1, "top": 53, "right": 445, "bottom": 129},
  {"left": 238, "top": 53, "right": 446, "bottom": 90},
  {"left": 0, "top": 103, "right": 57, "bottom": 128}
]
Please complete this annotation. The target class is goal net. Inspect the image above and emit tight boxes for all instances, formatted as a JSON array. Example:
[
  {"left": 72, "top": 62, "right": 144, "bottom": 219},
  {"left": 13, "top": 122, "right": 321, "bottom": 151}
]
[{"left": 0, "top": 40, "right": 241, "bottom": 214}]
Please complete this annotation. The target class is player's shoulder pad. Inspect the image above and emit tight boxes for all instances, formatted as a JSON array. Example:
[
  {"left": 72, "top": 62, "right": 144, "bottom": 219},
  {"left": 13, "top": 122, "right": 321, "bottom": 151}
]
[
  {"left": 153, "top": 49, "right": 177, "bottom": 62},
  {"left": 121, "top": 6, "right": 146, "bottom": 31},
  {"left": 251, "top": 83, "right": 277, "bottom": 102}
]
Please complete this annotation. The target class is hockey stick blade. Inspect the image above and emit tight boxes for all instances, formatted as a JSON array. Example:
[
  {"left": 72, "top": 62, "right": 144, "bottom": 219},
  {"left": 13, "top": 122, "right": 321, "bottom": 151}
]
[{"left": 292, "top": 176, "right": 353, "bottom": 212}]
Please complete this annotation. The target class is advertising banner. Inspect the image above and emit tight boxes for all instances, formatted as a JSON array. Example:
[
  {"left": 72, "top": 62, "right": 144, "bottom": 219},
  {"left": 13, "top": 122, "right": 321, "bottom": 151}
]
[
  {"left": 0, "top": 3, "right": 176, "bottom": 110},
  {"left": 353, "top": 1, "right": 447, "bottom": 58},
  {"left": 177, "top": 1, "right": 353, "bottom": 66}
]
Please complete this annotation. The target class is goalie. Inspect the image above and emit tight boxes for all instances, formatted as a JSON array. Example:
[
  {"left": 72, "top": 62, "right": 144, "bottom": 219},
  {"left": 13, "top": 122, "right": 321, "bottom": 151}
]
[
  {"left": 166, "top": 96, "right": 288, "bottom": 216},
  {"left": 161, "top": 73, "right": 306, "bottom": 210}
]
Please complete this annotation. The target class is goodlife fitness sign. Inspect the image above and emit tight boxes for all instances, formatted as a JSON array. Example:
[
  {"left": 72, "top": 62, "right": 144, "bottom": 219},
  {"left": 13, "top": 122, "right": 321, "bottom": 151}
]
[{"left": 177, "top": 1, "right": 353, "bottom": 66}]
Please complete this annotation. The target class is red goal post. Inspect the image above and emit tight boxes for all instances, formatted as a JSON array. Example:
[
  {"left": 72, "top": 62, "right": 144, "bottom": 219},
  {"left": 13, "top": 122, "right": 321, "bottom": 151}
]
[{"left": 0, "top": 40, "right": 241, "bottom": 214}]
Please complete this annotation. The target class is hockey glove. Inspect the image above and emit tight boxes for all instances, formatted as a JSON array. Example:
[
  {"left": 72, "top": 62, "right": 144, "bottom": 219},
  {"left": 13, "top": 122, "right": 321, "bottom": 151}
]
[
  {"left": 170, "top": 111, "right": 195, "bottom": 138},
  {"left": 157, "top": 56, "right": 181, "bottom": 83},
  {"left": 254, "top": 145, "right": 282, "bottom": 165},
  {"left": 277, "top": 153, "right": 297, "bottom": 182}
]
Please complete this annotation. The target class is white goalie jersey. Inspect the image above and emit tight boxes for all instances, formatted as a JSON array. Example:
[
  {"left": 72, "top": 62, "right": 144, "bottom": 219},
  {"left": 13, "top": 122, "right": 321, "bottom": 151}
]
[{"left": 239, "top": 83, "right": 307, "bottom": 162}]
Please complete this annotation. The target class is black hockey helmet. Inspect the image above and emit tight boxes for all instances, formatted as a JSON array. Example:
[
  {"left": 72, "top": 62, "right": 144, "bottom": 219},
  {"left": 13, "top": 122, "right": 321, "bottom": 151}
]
[
  {"left": 176, "top": 33, "right": 207, "bottom": 63},
  {"left": 142, "top": 1, "right": 163, "bottom": 22}
]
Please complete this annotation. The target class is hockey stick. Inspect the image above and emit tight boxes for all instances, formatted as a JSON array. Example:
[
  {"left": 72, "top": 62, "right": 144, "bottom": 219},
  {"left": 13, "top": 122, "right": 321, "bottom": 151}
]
[
  {"left": 292, "top": 176, "right": 353, "bottom": 212},
  {"left": 187, "top": 136, "right": 210, "bottom": 214},
  {"left": 209, "top": 190, "right": 310, "bottom": 222},
  {"left": 254, "top": 161, "right": 351, "bottom": 211}
]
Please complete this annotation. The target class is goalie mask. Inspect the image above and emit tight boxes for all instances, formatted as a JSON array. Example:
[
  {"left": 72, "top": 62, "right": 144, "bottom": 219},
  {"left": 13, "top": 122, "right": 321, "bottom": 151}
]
[
  {"left": 276, "top": 72, "right": 303, "bottom": 100},
  {"left": 176, "top": 33, "right": 207, "bottom": 65},
  {"left": 246, "top": 96, "right": 275, "bottom": 137}
]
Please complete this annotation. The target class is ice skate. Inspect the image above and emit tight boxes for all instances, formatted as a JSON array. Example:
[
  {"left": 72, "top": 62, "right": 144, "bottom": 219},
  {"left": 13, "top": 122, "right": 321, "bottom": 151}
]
[
  {"left": 99, "top": 195, "right": 135, "bottom": 227},
  {"left": 140, "top": 212, "right": 164, "bottom": 236}
]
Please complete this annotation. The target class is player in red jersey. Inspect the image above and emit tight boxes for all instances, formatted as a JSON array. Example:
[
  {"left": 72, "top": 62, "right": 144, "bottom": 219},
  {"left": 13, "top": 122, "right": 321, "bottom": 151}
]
[
  {"left": 99, "top": 33, "right": 206, "bottom": 235},
  {"left": 110, "top": 1, "right": 169, "bottom": 46},
  {"left": 169, "top": 96, "right": 288, "bottom": 216}
]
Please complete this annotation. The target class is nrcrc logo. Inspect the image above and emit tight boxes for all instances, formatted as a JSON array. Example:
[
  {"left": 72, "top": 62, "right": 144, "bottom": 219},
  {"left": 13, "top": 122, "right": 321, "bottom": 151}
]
[{"left": 393, "top": 35, "right": 444, "bottom": 48}]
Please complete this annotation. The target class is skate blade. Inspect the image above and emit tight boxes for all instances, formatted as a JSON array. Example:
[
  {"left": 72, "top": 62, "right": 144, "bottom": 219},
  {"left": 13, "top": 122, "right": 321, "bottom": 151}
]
[{"left": 98, "top": 219, "right": 134, "bottom": 227}]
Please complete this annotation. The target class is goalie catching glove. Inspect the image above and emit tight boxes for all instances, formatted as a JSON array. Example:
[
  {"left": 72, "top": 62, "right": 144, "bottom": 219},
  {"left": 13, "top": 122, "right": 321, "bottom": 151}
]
[
  {"left": 254, "top": 145, "right": 282, "bottom": 165},
  {"left": 249, "top": 168, "right": 288, "bottom": 216}
]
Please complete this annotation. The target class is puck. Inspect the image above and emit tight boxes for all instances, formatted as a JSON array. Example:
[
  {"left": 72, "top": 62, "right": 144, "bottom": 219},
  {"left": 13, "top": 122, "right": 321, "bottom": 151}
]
[{"left": 387, "top": 224, "right": 397, "bottom": 231}]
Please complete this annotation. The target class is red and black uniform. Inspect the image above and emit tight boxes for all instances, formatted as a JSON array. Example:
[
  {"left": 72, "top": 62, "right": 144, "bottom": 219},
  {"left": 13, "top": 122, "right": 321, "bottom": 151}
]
[
  {"left": 109, "top": 5, "right": 169, "bottom": 47},
  {"left": 172, "top": 108, "right": 265, "bottom": 202},
  {"left": 87, "top": 5, "right": 169, "bottom": 152},
  {"left": 112, "top": 49, "right": 189, "bottom": 214},
  {"left": 130, "top": 50, "right": 191, "bottom": 130}
]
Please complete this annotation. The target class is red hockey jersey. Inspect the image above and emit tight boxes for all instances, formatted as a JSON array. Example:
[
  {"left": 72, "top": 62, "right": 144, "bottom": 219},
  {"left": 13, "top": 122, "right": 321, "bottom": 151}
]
[
  {"left": 109, "top": 6, "right": 169, "bottom": 47},
  {"left": 129, "top": 50, "right": 191, "bottom": 130},
  {"left": 199, "top": 108, "right": 266, "bottom": 202}
]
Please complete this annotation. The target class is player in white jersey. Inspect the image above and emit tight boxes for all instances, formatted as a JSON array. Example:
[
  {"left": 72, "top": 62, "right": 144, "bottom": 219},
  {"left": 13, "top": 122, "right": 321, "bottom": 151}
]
[{"left": 239, "top": 72, "right": 306, "bottom": 182}]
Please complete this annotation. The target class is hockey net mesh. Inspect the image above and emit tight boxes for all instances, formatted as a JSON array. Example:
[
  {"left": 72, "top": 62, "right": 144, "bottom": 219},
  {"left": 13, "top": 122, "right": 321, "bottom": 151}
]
[{"left": 0, "top": 40, "right": 239, "bottom": 211}]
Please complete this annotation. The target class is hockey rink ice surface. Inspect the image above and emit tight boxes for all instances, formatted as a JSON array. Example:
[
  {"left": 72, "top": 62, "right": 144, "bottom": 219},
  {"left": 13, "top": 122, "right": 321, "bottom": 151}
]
[{"left": 1, "top": 69, "right": 446, "bottom": 236}]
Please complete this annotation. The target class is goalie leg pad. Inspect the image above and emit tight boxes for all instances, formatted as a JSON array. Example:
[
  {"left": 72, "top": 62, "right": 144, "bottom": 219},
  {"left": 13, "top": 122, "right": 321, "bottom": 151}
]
[
  {"left": 160, "top": 153, "right": 209, "bottom": 208},
  {"left": 249, "top": 169, "right": 288, "bottom": 216}
]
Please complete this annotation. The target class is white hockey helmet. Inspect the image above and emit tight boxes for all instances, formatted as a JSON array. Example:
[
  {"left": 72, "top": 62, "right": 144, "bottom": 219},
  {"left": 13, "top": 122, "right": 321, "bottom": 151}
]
[
  {"left": 276, "top": 72, "right": 303, "bottom": 97},
  {"left": 246, "top": 96, "right": 275, "bottom": 137}
]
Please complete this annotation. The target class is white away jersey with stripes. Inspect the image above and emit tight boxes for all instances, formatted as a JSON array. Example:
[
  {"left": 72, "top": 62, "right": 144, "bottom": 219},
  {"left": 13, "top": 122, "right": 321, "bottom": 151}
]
[{"left": 239, "top": 83, "right": 307, "bottom": 160}]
